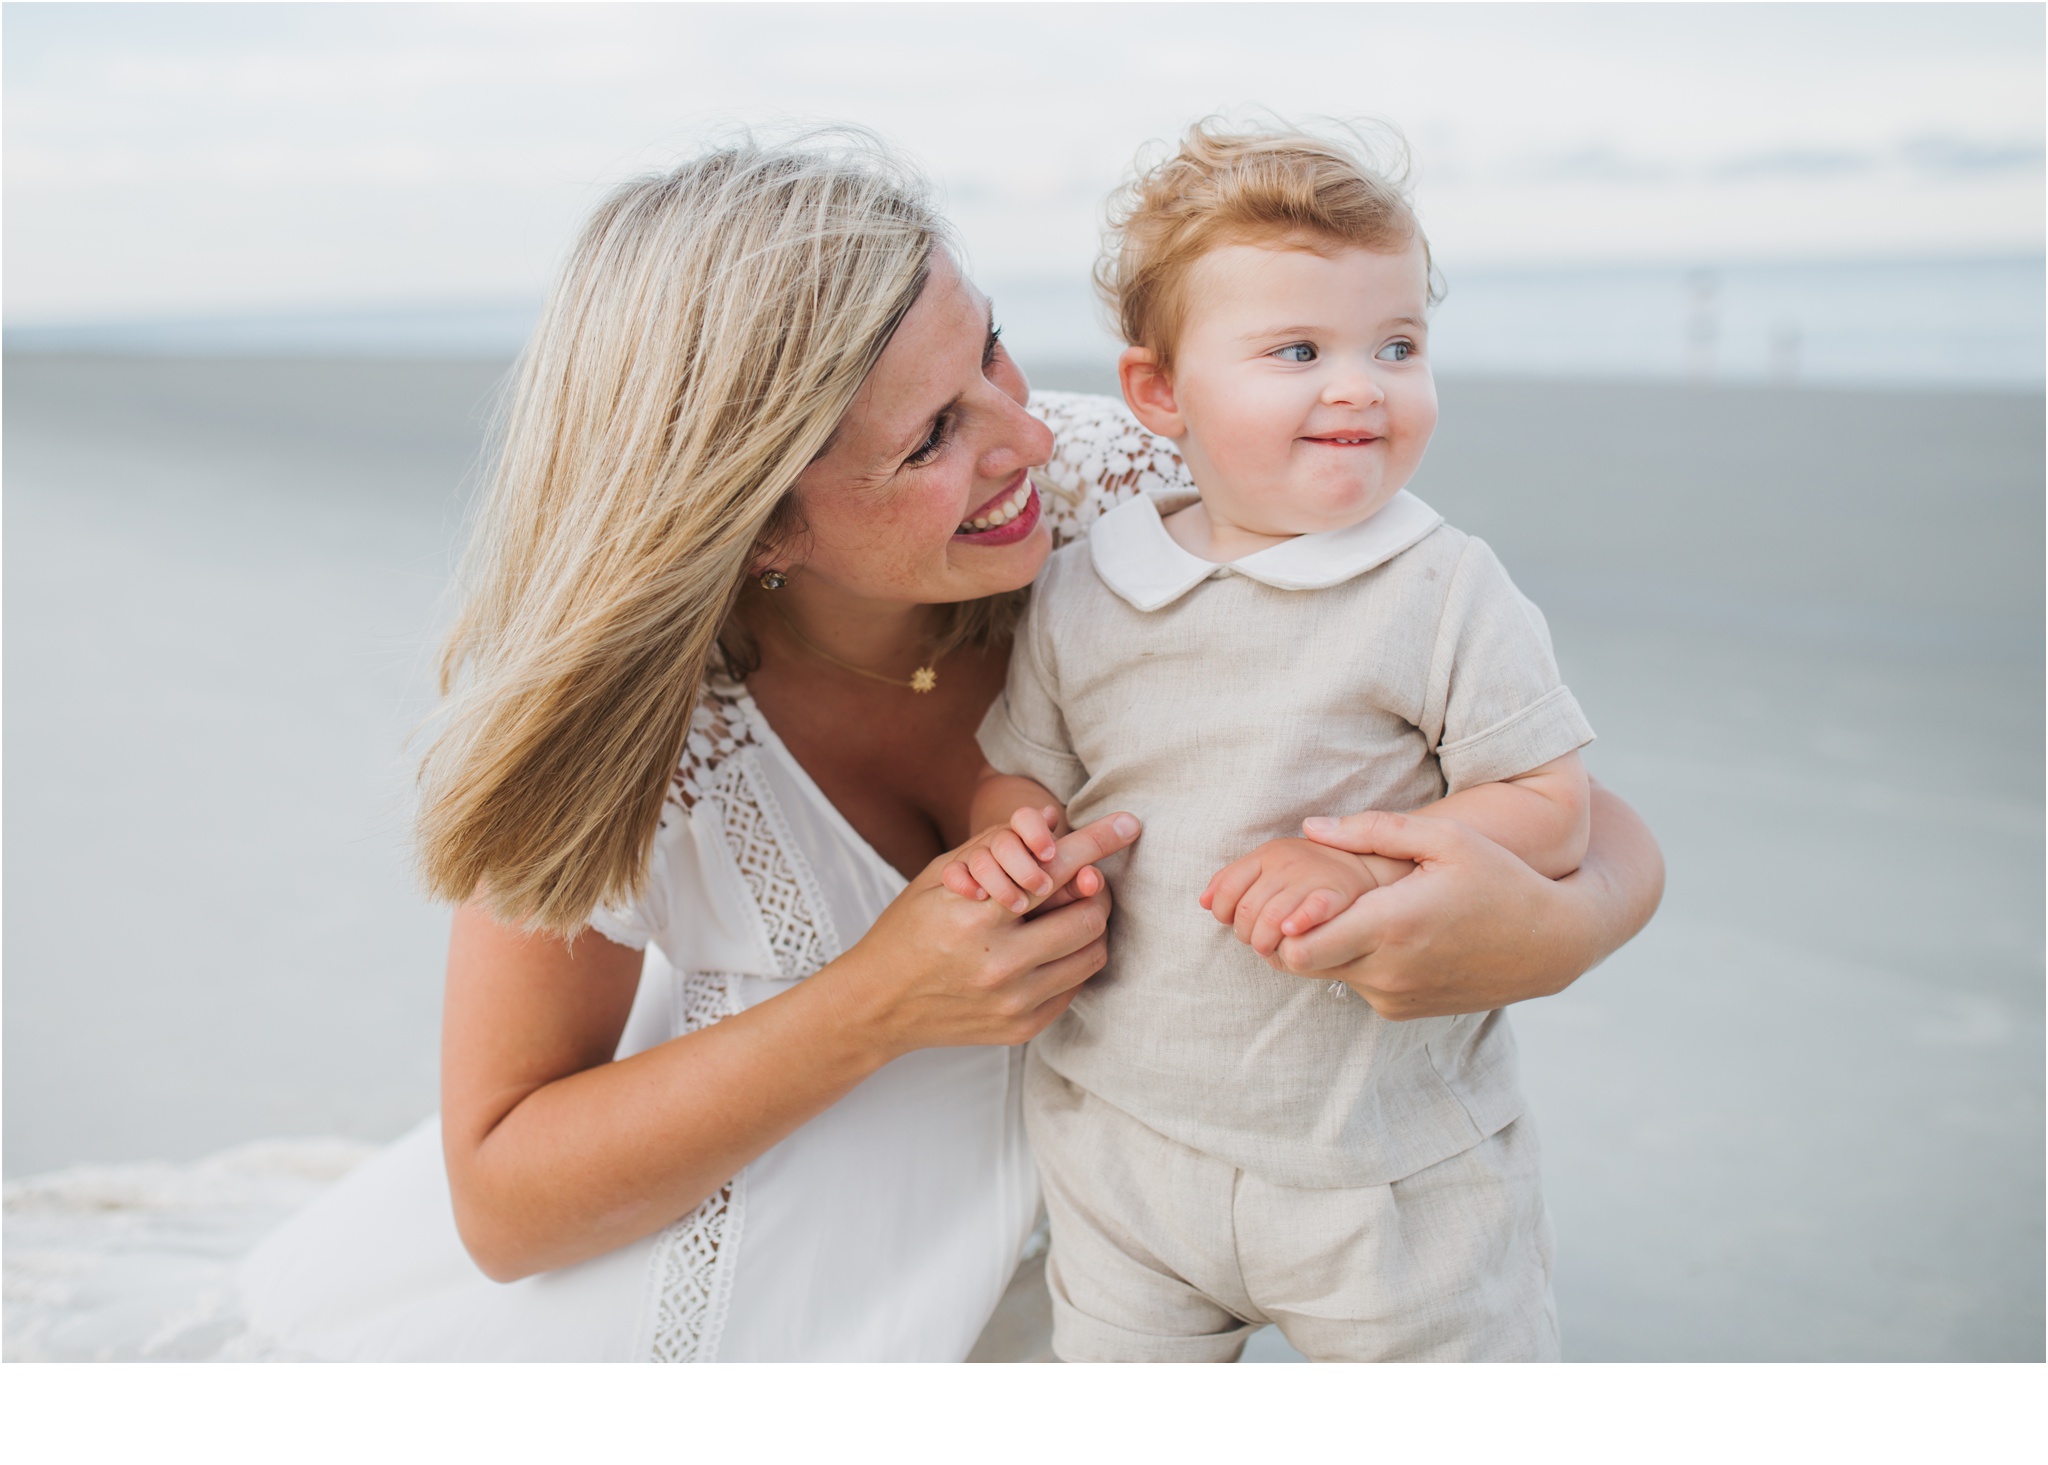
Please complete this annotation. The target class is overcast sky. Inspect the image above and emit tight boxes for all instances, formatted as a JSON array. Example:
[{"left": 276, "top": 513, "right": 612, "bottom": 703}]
[{"left": 5, "top": 2, "right": 2042, "bottom": 324}]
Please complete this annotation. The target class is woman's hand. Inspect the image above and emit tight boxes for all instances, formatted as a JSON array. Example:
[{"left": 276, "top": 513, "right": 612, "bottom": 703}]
[
  {"left": 834, "top": 810, "right": 1142, "bottom": 1054},
  {"left": 1271, "top": 781, "right": 1663, "bottom": 1020}
]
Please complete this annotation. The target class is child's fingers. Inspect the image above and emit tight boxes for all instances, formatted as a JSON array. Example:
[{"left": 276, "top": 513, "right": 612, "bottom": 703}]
[
  {"left": 940, "top": 860, "right": 988, "bottom": 901},
  {"left": 967, "top": 846, "right": 1033, "bottom": 914},
  {"left": 1010, "top": 805, "right": 1061, "bottom": 864},
  {"left": 1230, "top": 874, "right": 1288, "bottom": 948},
  {"left": 1204, "top": 858, "right": 1261, "bottom": 924},
  {"left": 1247, "top": 897, "right": 1292, "bottom": 957},
  {"left": 1279, "top": 887, "right": 1352, "bottom": 938},
  {"left": 989, "top": 830, "right": 1055, "bottom": 901}
]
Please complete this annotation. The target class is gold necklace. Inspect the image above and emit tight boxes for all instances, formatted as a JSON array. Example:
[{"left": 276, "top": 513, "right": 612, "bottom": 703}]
[{"left": 770, "top": 602, "right": 938, "bottom": 693}]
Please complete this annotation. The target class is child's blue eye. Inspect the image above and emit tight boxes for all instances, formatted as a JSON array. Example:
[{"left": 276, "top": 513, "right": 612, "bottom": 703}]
[
  {"left": 1377, "top": 339, "right": 1416, "bottom": 362},
  {"left": 1274, "top": 343, "right": 1317, "bottom": 363}
]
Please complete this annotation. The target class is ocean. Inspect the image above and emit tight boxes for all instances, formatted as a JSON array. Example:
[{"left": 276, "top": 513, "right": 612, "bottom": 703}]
[{"left": 7, "top": 257, "right": 2043, "bottom": 391}]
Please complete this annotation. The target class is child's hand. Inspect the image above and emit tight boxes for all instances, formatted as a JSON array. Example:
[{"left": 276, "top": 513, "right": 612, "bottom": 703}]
[
  {"left": 941, "top": 804, "right": 1069, "bottom": 914},
  {"left": 1200, "top": 837, "right": 1395, "bottom": 958}
]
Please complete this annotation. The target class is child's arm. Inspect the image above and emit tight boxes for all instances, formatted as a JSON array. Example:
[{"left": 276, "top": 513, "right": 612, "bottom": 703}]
[
  {"left": 1416, "top": 749, "right": 1591, "bottom": 880},
  {"left": 1203, "top": 750, "right": 1590, "bottom": 958}
]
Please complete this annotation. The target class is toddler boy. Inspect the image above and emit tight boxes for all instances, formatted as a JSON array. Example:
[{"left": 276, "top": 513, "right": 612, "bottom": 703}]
[{"left": 960, "top": 123, "right": 1594, "bottom": 1361}]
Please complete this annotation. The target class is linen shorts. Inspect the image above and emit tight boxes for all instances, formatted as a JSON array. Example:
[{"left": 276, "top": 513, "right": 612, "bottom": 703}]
[{"left": 1024, "top": 1048, "right": 1560, "bottom": 1363}]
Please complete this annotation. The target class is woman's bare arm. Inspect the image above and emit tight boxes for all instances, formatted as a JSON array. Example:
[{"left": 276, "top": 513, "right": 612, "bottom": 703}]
[
  {"left": 440, "top": 815, "right": 1136, "bottom": 1281},
  {"left": 1276, "top": 779, "right": 1663, "bottom": 1018}
]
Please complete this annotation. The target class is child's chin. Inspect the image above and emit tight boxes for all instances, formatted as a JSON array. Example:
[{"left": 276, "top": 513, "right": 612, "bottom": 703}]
[{"left": 1279, "top": 486, "right": 1394, "bottom": 534}]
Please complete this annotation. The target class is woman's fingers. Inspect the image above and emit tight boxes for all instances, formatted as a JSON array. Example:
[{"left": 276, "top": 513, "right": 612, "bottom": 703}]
[
  {"left": 1012, "top": 981, "right": 1084, "bottom": 1043},
  {"left": 1272, "top": 883, "right": 1397, "bottom": 974},
  {"left": 1279, "top": 888, "right": 1348, "bottom": 937},
  {"left": 1301, "top": 809, "right": 1461, "bottom": 866},
  {"left": 1036, "top": 813, "right": 1141, "bottom": 893},
  {"left": 1010, "top": 886, "right": 1111, "bottom": 969},
  {"left": 1007, "top": 933, "right": 1110, "bottom": 1031}
]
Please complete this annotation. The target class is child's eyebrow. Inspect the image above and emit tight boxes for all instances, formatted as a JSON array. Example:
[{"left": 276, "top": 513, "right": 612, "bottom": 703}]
[{"left": 1239, "top": 314, "right": 1429, "bottom": 341}]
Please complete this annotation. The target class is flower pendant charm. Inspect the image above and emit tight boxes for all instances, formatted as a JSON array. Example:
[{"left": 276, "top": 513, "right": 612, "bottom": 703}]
[{"left": 910, "top": 666, "right": 938, "bottom": 693}]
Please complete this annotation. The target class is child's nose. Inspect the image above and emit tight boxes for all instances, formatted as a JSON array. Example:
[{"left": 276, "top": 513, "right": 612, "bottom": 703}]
[{"left": 1321, "top": 361, "right": 1385, "bottom": 409}]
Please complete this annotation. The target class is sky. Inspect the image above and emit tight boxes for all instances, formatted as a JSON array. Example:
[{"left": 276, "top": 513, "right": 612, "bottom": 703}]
[{"left": 3, "top": 2, "right": 2043, "bottom": 326}]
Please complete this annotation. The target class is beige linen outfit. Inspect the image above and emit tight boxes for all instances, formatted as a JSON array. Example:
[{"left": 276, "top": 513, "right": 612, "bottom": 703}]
[{"left": 979, "top": 488, "right": 1595, "bottom": 1361}]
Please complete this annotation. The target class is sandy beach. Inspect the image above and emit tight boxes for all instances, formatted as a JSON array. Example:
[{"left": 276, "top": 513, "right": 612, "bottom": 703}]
[{"left": 4, "top": 354, "right": 2040, "bottom": 1361}]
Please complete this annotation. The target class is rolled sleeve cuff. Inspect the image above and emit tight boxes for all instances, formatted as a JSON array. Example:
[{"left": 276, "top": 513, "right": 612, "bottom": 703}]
[
  {"left": 976, "top": 694, "right": 1087, "bottom": 805},
  {"left": 1437, "top": 685, "right": 1595, "bottom": 794},
  {"left": 584, "top": 905, "right": 651, "bottom": 951}
]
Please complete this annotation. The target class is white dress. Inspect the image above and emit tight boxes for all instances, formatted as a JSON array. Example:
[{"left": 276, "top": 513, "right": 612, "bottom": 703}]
[{"left": 231, "top": 392, "right": 1194, "bottom": 1362}]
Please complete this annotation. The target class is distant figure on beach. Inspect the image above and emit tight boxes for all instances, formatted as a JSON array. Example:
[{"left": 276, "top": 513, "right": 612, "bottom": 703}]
[
  {"left": 955, "top": 121, "right": 1598, "bottom": 1360},
  {"left": 235, "top": 130, "right": 1664, "bottom": 1361}
]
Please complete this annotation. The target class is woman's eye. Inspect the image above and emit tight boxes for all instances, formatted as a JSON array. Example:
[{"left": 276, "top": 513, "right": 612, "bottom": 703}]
[
  {"left": 1377, "top": 339, "right": 1416, "bottom": 363},
  {"left": 1273, "top": 342, "right": 1317, "bottom": 363},
  {"left": 983, "top": 323, "right": 1005, "bottom": 371},
  {"left": 904, "top": 413, "right": 950, "bottom": 468}
]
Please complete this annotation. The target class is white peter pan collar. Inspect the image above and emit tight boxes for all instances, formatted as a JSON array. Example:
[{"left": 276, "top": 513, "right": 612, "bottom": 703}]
[{"left": 1088, "top": 490, "right": 1445, "bottom": 613}]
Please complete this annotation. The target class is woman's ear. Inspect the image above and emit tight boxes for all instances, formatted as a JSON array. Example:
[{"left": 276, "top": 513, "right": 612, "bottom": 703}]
[{"left": 1118, "top": 347, "right": 1185, "bottom": 441}]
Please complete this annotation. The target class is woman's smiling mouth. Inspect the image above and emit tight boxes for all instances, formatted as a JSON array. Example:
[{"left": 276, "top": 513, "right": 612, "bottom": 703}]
[{"left": 954, "top": 473, "right": 1040, "bottom": 543}]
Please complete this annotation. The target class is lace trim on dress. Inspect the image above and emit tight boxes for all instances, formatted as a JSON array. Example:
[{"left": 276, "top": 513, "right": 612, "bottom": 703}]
[
  {"left": 668, "top": 675, "right": 755, "bottom": 815},
  {"left": 638, "top": 683, "right": 841, "bottom": 1361},
  {"left": 641, "top": 969, "right": 748, "bottom": 1364},
  {"left": 1027, "top": 390, "right": 1193, "bottom": 549}
]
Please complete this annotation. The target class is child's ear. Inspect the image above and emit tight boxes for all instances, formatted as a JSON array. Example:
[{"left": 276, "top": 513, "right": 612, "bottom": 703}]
[{"left": 1118, "top": 347, "right": 1185, "bottom": 440}]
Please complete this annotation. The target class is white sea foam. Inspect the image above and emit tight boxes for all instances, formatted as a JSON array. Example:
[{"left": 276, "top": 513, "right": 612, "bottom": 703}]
[{"left": 3, "top": 1139, "right": 374, "bottom": 1362}]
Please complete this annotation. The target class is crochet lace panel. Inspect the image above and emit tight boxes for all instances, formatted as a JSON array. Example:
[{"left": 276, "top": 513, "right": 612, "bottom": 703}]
[
  {"left": 642, "top": 970, "right": 748, "bottom": 1364},
  {"left": 641, "top": 679, "right": 838, "bottom": 1362},
  {"left": 1027, "top": 390, "right": 1194, "bottom": 548}
]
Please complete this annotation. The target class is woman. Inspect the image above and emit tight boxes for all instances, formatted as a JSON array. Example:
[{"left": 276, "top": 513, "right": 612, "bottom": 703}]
[{"left": 238, "top": 133, "right": 1662, "bottom": 1362}]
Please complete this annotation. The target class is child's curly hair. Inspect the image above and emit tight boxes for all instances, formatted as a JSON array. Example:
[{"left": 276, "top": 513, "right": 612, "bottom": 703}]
[{"left": 1096, "top": 116, "right": 1441, "bottom": 371}]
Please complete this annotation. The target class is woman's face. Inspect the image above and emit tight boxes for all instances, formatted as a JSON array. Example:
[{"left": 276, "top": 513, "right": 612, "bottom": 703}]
[{"left": 774, "top": 249, "right": 1055, "bottom": 610}]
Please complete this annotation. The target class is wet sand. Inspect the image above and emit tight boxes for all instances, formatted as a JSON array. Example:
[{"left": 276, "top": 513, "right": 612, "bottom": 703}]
[{"left": 4, "top": 355, "right": 2040, "bottom": 1360}]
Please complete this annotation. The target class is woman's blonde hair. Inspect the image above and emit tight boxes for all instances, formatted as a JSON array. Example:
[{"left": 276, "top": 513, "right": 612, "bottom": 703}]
[
  {"left": 418, "top": 131, "right": 961, "bottom": 935},
  {"left": 1097, "top": 116, "right": 1441, "bottom": 371}
]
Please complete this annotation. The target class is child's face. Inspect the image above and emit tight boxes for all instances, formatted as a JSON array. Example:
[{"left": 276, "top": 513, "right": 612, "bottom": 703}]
[{"left": 1159, "top": 240, "right": 1436, "bottom": 539}]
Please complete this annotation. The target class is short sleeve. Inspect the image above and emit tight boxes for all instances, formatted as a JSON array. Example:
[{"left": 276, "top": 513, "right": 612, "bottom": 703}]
[
  {"left": 583, "top": 813, "right": 675, "bottom": 951},
  {"left": 976, "top": 584, "right": 1087, "bottom": 803},
  {"left": 1423, "top": 537, "right": 1595, "bottom": 794},
  {"left": 1027, "top": 391, "right": 1194, "bottom": 547}
]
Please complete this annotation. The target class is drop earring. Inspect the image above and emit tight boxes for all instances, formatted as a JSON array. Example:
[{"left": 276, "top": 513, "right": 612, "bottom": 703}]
[{"left": 757, "top": 570, "right": 787, "bottom": 591}]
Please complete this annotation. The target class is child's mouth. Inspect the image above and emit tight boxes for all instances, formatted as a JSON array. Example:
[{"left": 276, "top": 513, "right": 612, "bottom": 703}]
[{"left": 1303, "top": 434, "right": 1381, "bottom": 447}]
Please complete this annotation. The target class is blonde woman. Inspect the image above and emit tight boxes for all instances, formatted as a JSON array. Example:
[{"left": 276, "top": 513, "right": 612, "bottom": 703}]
[{"left": 237, "top": 134, "right": 1663, "bottom": 1362}]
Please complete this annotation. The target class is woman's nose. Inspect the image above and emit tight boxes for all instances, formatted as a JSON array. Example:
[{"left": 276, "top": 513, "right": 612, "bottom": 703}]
[{"left": 979, "top": 397, "right": 1055, "bottom": 478}]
